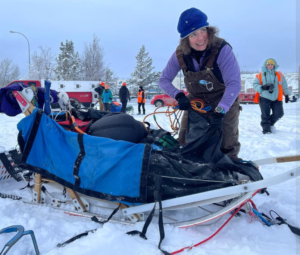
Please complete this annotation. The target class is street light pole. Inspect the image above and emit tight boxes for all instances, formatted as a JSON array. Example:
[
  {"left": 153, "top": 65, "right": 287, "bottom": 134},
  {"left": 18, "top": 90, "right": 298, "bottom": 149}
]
[{"left": 10, "top": 31, "right": 30, "bottom": 73}]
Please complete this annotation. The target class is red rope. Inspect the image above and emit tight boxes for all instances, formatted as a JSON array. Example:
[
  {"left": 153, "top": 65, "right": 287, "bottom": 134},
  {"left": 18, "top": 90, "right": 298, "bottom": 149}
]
[{"left": 170, "top": 190, "right": 261, "bottom": 254}]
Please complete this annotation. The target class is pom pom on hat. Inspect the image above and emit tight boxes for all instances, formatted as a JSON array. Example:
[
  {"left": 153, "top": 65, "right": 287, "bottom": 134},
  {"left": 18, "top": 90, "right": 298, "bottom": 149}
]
[{"left": 177, "top": 8, "right": 209, "bottom": 38}]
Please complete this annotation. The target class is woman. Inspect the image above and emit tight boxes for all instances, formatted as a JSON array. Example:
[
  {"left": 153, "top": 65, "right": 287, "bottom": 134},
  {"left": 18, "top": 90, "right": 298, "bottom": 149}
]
[
  {"left": 253, "top": 58, "right": 290, "bottom": 134},
  {"left": 159, "top": 7, "right": 242, "bottom": 160},
  {"left": 101, "top": 84, "right": 113, "bottom": 111}
]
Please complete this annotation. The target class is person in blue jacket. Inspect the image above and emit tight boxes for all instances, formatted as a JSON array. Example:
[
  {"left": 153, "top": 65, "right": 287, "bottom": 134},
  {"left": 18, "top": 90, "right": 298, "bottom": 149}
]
[
  {"left": 253, "top": 58, "right": 290, "bottom": 134},
  {"left": 102, "top": 84, "right": 113, "bottom": 111}
]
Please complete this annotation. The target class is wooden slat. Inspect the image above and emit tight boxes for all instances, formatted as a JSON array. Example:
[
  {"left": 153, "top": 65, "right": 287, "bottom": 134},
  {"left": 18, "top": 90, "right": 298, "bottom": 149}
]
[{"left": 276, "top": 155, "right": 300, "bottom": 163}]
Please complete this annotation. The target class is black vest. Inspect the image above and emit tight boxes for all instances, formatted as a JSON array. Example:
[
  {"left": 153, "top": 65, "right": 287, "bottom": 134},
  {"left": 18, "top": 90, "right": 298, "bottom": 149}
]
[{"left": 182, "top": 39, "right": 231, "bottom": 84}]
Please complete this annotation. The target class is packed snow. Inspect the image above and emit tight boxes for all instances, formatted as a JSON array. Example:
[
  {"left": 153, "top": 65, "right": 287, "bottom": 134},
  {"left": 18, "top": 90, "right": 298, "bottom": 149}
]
[{"left": 0, "top": 99, "right": 299, "bottom": 255}]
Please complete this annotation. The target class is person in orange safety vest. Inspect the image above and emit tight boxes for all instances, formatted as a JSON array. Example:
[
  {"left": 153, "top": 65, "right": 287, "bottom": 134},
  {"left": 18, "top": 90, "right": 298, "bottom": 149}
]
[
  {"left": 252, "top": 58, "right": 290, "bottom": 134},
  {"left": 137, "top": 86, "right": 146, "bottom": 115}
]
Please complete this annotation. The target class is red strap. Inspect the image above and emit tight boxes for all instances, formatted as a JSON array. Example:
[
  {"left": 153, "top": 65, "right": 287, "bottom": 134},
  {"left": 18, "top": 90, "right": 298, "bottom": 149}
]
[{"left": 170, "top": 190, "right": 261, "bottom": 254}]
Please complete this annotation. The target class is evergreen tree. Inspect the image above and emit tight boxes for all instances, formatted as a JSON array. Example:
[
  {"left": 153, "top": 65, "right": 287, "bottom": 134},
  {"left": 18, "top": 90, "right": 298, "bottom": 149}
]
[
  {"left": 54, "top": 40, "right": 81, "bottom": 80},
  {"left": 128, "top": 45, "right": 161, "bottom": 93}
]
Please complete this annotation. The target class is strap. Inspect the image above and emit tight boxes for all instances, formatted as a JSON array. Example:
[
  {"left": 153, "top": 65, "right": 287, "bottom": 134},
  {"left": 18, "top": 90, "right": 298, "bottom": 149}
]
[
  {"left": 21, "top": 110, "right": 43, "bottom": 163},
  {"left": 176, "top": 47, "right": 187, "bottom": 72},
  {"left": 73, "top": 133, "right": 85, "bottom": 187},
  {"left": 127, "top": 174, "right": 170, "bottom": 255},
  {"left": 205, "top": 39, "right": 224, "bottom": 69},
  {"left": 91, "top": 203, "right": 121, "bottom": 225},
  {"left": 256, "top": 72, "right": 262, "bottom": 85}
]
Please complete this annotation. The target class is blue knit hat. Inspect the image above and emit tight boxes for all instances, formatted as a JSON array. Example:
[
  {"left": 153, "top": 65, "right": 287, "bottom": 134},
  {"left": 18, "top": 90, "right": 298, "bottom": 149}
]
[{"left": 177, "top": 8, "right": 209, "bottom": 38}]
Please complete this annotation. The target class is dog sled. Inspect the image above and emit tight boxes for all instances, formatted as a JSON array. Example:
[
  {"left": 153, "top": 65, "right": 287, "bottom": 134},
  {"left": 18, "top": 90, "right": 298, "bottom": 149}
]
[{"left": 0, "top": 81, "right": 299, "bottom": 254}]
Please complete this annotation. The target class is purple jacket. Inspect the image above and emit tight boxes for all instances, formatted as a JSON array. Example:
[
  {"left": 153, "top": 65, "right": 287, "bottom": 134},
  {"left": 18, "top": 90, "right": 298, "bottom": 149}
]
[{"left": 159, "top": 45, "right": 241, "bottom": 112}]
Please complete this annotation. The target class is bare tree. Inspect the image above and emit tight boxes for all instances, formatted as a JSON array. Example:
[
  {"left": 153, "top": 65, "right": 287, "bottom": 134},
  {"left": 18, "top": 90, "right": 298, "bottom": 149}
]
[
  {"left": 28, "top": 46, "right": 56, "bottom": 80},
  {"left": 0, "top": 58, "right": 20, "bottom": 88},
  {"left": 103, "top": 68, "right": 118, "bottom": 94},
  {"left": 81, "top": 35, "right": 106, "bottom": 81}
]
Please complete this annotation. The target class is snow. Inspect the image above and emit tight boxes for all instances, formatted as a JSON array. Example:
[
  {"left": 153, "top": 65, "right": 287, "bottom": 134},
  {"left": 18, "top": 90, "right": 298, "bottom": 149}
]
[{"left": 0, "top": 100, "right": 299, "bottom": 255}]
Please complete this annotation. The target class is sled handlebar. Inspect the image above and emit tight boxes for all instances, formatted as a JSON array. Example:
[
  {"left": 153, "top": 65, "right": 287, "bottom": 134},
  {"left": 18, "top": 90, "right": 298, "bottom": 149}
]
[{"left": 44, "top": 80, "right": 51, "bottom": 115}]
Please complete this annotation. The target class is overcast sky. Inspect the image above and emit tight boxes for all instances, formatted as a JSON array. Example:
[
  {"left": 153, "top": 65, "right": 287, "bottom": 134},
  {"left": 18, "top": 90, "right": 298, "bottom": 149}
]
[{"left": 0, "top": 0, "right": 299, "bottom": 79}]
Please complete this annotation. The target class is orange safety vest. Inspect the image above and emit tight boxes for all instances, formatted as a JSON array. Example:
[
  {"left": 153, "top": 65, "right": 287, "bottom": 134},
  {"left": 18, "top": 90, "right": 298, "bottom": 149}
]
[
  {"left": 138, "top": 91, "right": 145, "bottom": 103},
  {"left": 253, "top": 71, "right": 284, "bottom": 103}
]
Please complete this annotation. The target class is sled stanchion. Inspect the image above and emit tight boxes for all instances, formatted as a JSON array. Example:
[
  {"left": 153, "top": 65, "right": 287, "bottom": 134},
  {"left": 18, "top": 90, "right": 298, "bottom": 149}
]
[
  {"left": 66, "top": 188, "right": 87, "bottom": 212},
  {"left": 33, "top": 174, "right": 42, "bottom": 203}
]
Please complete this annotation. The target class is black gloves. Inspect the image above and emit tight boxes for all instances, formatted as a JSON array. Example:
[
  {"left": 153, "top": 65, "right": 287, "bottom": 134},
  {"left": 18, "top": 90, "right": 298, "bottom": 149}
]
[
  {"left": 285, "top": 95, "right": 290, "bottom": 103},
  {"left": 175, "top": 92, "right": 190, "bottom": 110},
  {"left": 210, "top": 112, "right": 225, "bottom": 131},
  {"left": 261, "top": 85, "right": 270, "bottom": 90}
]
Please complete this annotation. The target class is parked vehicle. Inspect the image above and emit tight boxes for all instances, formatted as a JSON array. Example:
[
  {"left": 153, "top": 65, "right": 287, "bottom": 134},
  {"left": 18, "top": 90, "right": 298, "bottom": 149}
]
[
  {"left": 238, "top": 92, "right": 256, "bottom": 104},
  {"left": 6, "top": 79, "right": 100, "bottom": 108},
  {"left": 151, "top": 90, "right": 257, "bottom": 107},
  {"left": 150, "top": 91, "right": 188, "bottom": 107}
]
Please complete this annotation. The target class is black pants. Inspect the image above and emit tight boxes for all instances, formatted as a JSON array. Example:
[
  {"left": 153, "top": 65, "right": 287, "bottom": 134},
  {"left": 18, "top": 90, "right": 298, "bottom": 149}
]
[
  {"left": 103, "top": 103, "right": 111, "bottom": 111},
  {"left": 138, "top": 103, "right": 145, "bottom": 114},
  {"left": 259, "top": 97, "right": 284, "bottom": 131},
  {"left": 121, "top": 100, "right": 127, "bottom": 113}
]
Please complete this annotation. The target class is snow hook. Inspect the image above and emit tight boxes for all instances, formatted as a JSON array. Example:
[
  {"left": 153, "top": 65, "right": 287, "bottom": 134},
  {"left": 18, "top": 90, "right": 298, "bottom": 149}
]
[{"left": 0, "top": 225, "right": 40, "bottom": 255}]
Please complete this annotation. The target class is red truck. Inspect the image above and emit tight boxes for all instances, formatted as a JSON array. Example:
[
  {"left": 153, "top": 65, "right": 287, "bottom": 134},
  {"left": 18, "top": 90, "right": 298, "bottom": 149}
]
[
  {"left": 6, "top": 79, "right": 100, "bottom": 108},
  {"left": 150, "top": 91, "right": 188, "bottom": 107},
  {"left": 151, "top": 89, "right": 256, "bottom": 107}
]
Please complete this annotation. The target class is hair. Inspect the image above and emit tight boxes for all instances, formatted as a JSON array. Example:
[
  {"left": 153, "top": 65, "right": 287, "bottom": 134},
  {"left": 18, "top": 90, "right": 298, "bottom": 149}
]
[{"left": 179, "top": 26, "right": 220, "bottom": 55}]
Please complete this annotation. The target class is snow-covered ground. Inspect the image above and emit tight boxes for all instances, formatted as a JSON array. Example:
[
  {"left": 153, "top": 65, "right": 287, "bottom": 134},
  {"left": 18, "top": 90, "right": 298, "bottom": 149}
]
[{"left": 0, "top": 100, "right": 299, "bottom": 255}]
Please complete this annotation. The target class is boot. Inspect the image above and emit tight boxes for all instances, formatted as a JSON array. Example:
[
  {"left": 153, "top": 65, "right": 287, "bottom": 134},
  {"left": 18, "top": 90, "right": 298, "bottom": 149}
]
[
  {"left": 262, "top": 129, "right": 272, "bottom": 134},
  {"left": 143, "top": 110, "right": 146, "bottom": 115}
]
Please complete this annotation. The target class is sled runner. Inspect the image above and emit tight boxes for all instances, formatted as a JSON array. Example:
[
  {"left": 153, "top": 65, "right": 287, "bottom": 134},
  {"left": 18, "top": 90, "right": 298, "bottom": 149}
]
[{"left": 0, "top": 81, "right": 299, "bottom": 254}]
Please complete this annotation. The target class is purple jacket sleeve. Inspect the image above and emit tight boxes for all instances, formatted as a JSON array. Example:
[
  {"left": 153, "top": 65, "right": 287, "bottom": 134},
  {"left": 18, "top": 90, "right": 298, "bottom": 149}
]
[
  {"left": 158, "top": 51, "right": 182, "bottom": 98},
  {"left": 216, "top": 45, "right": 241, "bottom": 112}
]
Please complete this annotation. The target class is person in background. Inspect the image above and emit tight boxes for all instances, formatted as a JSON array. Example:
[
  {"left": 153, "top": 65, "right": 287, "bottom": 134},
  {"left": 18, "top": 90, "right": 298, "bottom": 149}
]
[
  {"left": 253, "top": 58, "right": 290, "bottom": 134},
  {"left": 159, "top": 7, "right": 242, "bottom": 161},
  {"left": 94, "top": 82, "right": 105, "bottom": 110},
  {"left": 137, "top": 86, "right": 146, "bottom": 115},
  {"left": 102, "top": 84, "right": 113, "bottom": 111},
  {"left": 119, "top": 82, "right": 130, "bottom": 113}
]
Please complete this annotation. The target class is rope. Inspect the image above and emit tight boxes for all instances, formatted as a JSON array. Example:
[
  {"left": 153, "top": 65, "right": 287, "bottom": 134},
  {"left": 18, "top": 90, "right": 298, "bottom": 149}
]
[{"left": 142, "top": 99, "right": 208, "bottom": 135}]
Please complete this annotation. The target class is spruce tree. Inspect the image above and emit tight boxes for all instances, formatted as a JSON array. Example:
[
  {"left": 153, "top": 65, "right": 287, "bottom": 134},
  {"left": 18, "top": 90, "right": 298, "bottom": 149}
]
[
  {"left": 54, "top": 40, "right": 81, "bottom": 80},
  {"left": 128, "top": 45, "right": 161, "bottom": 93}
]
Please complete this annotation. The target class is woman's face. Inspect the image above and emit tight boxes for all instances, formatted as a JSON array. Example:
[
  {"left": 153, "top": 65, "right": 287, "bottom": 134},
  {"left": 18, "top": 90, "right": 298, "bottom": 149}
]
[
  {"left": 188, "top": 27, "right": 208, "bottom": 51},
  {"left": 266, "top": 64, "right": 275, "bottom": 70}
]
